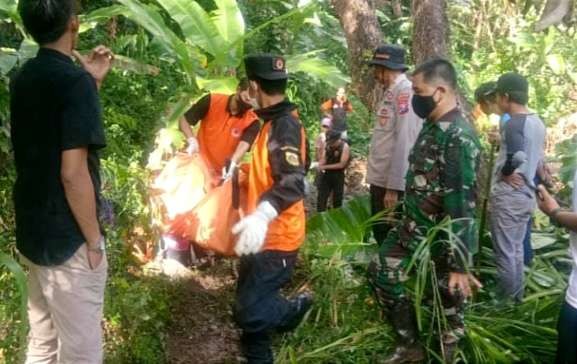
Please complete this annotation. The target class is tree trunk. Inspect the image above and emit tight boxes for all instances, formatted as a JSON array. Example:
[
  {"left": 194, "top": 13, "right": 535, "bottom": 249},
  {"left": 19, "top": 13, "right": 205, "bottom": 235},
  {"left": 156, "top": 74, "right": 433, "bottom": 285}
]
[
  {"left": 411, "top": 0, "right": 449, "bottom": 64},
  {"left": 330, "top": 0, "right": 383, "bottom": 111}
]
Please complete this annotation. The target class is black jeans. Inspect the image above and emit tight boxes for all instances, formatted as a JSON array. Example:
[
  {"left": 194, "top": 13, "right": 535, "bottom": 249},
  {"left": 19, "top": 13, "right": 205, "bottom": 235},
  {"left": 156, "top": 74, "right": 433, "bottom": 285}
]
[
  {"left": 370, "top": 185, "right": 404, "bottom": 245},
  {"left": 317, "top": 171, "right": 345, "bottom": 212},
  {"left": 556, "top": 301, "right": 577, "bottom": 364},
  {"left": 234, "top": 250, "right": 299, "bottom": 364}
]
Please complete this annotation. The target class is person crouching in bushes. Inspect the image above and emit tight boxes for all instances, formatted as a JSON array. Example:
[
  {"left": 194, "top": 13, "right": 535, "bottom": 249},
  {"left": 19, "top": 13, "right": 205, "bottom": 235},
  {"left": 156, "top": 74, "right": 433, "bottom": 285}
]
[{"left": 317, "top": 130, "right": 350, "bottom": 212}]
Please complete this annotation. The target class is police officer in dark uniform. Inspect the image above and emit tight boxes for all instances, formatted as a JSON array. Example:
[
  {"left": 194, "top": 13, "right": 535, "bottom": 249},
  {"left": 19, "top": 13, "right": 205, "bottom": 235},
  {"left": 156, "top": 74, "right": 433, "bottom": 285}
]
[{"left": 232, "top": 54, "right": 313, "bottom": 364}]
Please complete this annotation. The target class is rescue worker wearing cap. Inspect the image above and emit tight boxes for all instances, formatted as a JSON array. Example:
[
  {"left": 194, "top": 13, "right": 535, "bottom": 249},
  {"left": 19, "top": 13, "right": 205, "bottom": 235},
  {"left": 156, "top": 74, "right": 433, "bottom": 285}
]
[
  {"left": 366, "top": 44, "right": 423, "bottom": 245},
  {"left": 179, "top": 78, "right": 260, "bottom": 182},
  {"left": 490, "top": 73, "right": 546, "bottom": 303},
  {"left": 231, "top": 54, "right": 313, "bottom": 364}
]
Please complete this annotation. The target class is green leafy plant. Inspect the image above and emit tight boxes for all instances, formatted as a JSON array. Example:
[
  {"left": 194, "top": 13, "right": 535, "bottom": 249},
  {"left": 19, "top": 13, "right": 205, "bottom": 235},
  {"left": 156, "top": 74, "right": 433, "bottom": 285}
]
[{"left": 0, "top": 249, "right": 27, "bottom": 363}]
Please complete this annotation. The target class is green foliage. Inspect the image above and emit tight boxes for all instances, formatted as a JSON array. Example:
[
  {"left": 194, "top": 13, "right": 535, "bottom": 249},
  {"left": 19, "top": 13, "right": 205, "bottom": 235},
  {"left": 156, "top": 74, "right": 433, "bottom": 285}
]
[
  {"left": 450, "top": 2, "right": 577, "bottom": 122},
  {"left": 2, "top": 1, "right": 577, "bottom": 362},
  {"left": 278, "top": 196, "right": 567, "bottom": 363},
  {"left": 0, "top": 245, "right": 27, "bottom": 364},
  {"left": 104, "top": 266, "right": 173, "bottom": 364}
]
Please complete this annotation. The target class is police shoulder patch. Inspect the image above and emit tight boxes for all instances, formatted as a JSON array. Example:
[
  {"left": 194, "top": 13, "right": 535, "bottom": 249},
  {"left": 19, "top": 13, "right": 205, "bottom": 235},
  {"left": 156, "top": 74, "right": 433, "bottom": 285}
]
[{"left": 397, "top": 91, "right": 410, "bottom": 115}]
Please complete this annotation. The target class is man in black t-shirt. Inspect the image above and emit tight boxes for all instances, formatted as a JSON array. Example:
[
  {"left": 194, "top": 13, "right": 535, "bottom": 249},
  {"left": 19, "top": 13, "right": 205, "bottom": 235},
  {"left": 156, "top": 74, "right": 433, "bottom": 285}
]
[{"left": 11, "top": 1, "right": 112, "bottom": 362}]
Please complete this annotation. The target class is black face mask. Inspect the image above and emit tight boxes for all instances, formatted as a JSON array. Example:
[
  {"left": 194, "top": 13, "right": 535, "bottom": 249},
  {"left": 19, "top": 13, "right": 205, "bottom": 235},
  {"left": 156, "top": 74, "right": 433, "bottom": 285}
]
[{"left": 411, "top": 90, "right": 439, "bottom": 119}]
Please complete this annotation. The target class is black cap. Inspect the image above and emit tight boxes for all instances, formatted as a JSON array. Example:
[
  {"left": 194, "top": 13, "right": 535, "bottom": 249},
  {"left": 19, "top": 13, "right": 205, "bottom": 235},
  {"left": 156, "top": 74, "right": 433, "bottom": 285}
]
[
  {"left": 474, "top": 81, "right": 497, "bottom": 103},
  {"left": 367, "top": 44, "right": 408, "bottom": 71},
  {"left": 244, "top": 54, "right": 288, "bottom": 81},
  {"left": 495, "top": 72, "right": 528, "bottom": 95}
]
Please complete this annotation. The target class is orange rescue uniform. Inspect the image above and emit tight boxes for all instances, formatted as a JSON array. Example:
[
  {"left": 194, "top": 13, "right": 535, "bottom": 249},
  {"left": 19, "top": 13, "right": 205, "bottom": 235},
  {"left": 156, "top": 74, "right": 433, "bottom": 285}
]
[
  {"left": 188, "top": 93, "right": 258, "bottom": 176},
  {"left": 246, "top": 101, "right": 307, "bottom": 252}
]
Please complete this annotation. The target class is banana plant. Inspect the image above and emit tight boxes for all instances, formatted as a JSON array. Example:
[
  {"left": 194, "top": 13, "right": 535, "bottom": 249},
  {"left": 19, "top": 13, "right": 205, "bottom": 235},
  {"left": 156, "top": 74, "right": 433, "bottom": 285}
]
[
  {"left": 116, "top": 0, "right": 349, "bottom": 121},
  {"left": 0, "top": 3, "right": 158, "bottom": 77}
]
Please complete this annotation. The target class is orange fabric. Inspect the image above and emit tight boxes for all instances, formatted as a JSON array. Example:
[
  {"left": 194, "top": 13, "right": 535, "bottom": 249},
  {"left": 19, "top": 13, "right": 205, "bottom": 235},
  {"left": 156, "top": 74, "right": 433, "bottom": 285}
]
[
  {"left": 321, "top": 100, "right": 332, "bottom": 114},
  {"left": 197, "top": 94, "right": 258, "bottom": 176},
  {"left": 321, "top": 98, "right": 353, "bottom": 113},
  {"left": 169, "top": 179, "right": 240, "bottom": 256},
  {"left": 154, "top": 154, "right": 245, "bottom": 256},
  {"left": 246, "top": 121, "right": 307, "bottom": 252}
]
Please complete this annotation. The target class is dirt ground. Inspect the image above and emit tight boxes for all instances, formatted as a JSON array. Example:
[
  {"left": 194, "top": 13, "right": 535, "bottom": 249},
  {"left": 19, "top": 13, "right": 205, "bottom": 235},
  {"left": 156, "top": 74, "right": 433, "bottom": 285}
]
[
  {"left": 164, "top": 262, "right": 242, "bottom": 364},
  {"left": 162, "top": 158, "right": 368, "bottom": 364}
]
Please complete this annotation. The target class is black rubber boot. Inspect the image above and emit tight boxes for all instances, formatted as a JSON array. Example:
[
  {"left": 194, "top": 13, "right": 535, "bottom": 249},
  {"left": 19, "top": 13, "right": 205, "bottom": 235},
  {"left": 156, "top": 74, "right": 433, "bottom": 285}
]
[
  {"left": 380, "top": 301, "right": 425, "bottom": 364},
  {"left": 240, "top": 332, "right": 274, "bottom": 364},
  {"left": 276, "top": 292, "right": 314, "bottom": 333}
]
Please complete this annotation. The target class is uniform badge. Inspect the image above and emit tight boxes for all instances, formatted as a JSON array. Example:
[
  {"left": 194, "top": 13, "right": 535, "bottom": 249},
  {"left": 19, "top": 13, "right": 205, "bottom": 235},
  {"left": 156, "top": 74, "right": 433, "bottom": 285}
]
[
  {"left": 231, "top": 127, "right": 241, "bottom": 138},
  {"left": 377, "top": 106, "right": 390, "bottom": 126},
  {"left": 284, "top": 151, "right": 300, "bottom": 167},
  {"left": 385, "top": 91, "right": 394, "bottom": 102},
  {"left": 273, "top": 57, "right": 285, "bottom": 71},
  {"left": 397, "top": 91, "right": 410, "bottom": 115}
]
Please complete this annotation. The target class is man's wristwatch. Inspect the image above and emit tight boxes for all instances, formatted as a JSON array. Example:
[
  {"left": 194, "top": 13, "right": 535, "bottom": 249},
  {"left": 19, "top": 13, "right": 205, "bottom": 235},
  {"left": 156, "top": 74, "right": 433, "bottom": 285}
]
[{"left": 87, "top": 236, "right": 106, "bottom": 253}]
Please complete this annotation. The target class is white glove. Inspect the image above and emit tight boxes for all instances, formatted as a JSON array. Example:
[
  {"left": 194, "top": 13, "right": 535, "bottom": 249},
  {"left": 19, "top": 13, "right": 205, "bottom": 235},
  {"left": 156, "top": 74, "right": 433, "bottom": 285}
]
[
  {"left": 232, "top": 201, "right": 278, "bottom": 256},
  {"left": 186, "top": 136, "right": 199, "bottom": 155},
  {"left": 222, "top": 160, "right": 238, "bottom": 181}
]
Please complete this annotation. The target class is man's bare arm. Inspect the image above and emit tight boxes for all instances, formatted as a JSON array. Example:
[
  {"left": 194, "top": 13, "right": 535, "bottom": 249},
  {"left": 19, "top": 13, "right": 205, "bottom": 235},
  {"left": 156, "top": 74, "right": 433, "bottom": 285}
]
[
  {"left": 61, "top": 148, "right": 101, "bottom": 247},
  {"left": 179, "top": 117, "right": 195, "bottom": 139}
]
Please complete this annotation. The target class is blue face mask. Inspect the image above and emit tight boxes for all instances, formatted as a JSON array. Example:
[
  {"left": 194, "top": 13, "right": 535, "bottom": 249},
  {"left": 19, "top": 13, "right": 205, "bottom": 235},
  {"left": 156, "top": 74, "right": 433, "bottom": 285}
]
[{"left": 501, "top": 113, "right": 511, "bottom": 123}]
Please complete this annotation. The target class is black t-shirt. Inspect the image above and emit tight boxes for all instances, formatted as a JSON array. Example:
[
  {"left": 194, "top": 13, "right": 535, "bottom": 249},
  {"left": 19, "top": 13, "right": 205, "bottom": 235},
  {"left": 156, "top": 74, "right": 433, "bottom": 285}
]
[
  {"left": 9, "top": 48, "right": 106, "bottom": 266},
  {"left": 325, "top": 141, "right": 347, "bottom": 174}
]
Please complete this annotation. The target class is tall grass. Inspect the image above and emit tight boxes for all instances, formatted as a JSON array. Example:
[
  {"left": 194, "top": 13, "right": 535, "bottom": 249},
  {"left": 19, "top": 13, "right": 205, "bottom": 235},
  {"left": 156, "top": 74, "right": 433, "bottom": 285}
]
[
  {"left": 0, "top": 250, "right": 28, "bottom": 363},
  {"left": 278, "top": 197, "right": 568, "bottom": 363}
]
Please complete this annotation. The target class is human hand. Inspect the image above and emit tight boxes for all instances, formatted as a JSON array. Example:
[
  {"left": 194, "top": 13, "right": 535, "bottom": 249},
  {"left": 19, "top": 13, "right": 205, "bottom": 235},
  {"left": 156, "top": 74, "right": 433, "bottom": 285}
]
[
  {"left": 222, "top": 160, "right": 238, "bottom": 181},
  {"left": 536, "top": 184, "right": 560, "bottom": 216},
  {"left": 186, "top": 136, "right": 199, "bottom": 155},
  {"left": 383, "top": 189, "right": 399, "bottom": 209},
  {"left": 86, "top": 240, "right": 105, "bottom": 270},
  {"left": 448, "top": 272, "right": 482, "bottom": 298},
  {"left": 232, "top": 202, "right": 277, "bottom": 256},
  {"left": 503, "top": 173, "right": 525, "bottom": 189},
  {"left": 73, "top": 45, "right": 114, "bottom": 89}
]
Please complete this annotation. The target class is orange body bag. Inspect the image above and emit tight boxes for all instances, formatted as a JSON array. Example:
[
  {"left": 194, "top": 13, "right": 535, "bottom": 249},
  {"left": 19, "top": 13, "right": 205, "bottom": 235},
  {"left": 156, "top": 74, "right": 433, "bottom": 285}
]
[{"left": 154, "top": 153, "right": 244, "bottom": 256}]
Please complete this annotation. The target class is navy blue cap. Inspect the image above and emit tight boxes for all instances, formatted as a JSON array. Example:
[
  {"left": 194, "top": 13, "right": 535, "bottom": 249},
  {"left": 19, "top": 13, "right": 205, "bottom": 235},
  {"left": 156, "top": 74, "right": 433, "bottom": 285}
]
[{"left": 244, "top": 54, "right": 288, "bottom": 81}]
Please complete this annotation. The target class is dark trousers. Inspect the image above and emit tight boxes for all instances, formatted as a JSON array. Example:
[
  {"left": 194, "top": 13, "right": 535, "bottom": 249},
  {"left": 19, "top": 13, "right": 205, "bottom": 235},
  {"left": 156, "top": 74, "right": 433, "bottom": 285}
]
[
  {"left": 370, "top": 185, "right": 404, "bottom": 245},
  {"left": 234, "top": 250, "right": 298, "bottom": 364},
  {"left": 523, "top": 217, "right": 534, "bottom": 266},
  {"left": 556, "top": 301, "right": 577, "bottom": 364},
  {"left": 317, "top": 171, "right": 345, "bottom": 212}
]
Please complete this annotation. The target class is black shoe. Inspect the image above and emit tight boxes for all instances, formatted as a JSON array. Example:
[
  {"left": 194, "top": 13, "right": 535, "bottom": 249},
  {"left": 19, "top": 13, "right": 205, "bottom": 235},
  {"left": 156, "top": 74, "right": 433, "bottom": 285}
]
[
  {"left": 379, "top": 342, "right": 425, "bottom": 364},
  {"left": 277, "top": 292, "right": 314, "bottom": 333},
  {"left": 240, "top": 332, "right": 273, "bottom": 364}
]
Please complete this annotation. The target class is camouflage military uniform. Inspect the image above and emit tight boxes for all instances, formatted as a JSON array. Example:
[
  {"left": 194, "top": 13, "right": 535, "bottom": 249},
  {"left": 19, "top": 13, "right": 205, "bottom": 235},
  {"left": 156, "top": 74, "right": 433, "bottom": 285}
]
[{"left": 369, "top": 108, "right": 481, "bottom": 346}]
